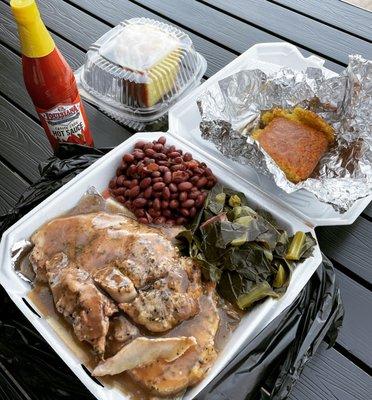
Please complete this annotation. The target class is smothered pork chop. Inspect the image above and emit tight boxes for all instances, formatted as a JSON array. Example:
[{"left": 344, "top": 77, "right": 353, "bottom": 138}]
[{"left": 29, "top": 211, "right": 220, "bottom": 396}]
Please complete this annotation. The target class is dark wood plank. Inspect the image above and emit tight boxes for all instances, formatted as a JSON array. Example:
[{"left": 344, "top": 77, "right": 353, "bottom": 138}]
[
  {"left": 289, "top": 342, "right": 372, "bottom": 400},
  {"left": 203, "top": 0, "right": 372, "bottom": 63},
  {"left": 46, "top": 0, "right": 235, "bottom": 78},
  {"left": 0, "top": 0, "right": 84, "bottom": 70},
  {"left": 316, "top": 218, "right": 372, "bottom": 284},
  {"left": 335, "top": 270, "right": 372, "bottom": 366},
  {"left": 363, "top": 202, "right": 372, "bottom": 218},
  {"left": 273, "top": 0, "right": 372, "bottom": 41},
  {"left": 0, "top": 44, "right": 130, "bottom": 149},
  {"left": 136, "top": 0, "right": 343, "bottom": 72},
  {"left": 0, "top": 162, "right": 28, "bottom": 215},
  {"left": 0, "top": 97, "right": 51, "bottom": 182}
]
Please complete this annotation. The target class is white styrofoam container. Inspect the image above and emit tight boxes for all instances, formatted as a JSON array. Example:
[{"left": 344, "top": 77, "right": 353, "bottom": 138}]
[
  {"left": 0, "top": 131, "right": 321, "bottom": 400},
  {"left": 168, "top": 42, "right": 372, "bottom": 226}
]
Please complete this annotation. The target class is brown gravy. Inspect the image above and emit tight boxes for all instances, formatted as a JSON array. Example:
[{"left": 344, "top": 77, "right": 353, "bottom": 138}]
[{"left": 28, "top": 283, "right": 240, "bottom": 399}]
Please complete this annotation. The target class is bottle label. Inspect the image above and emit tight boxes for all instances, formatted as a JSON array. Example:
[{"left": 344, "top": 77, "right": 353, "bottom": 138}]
[{"left": 38, "top": 102, "right": 86, "bottom": 143}]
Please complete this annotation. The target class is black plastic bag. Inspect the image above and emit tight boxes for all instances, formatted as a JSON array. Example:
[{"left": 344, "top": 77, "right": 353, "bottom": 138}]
[{"left": 0, "top": 144, "right": 344, "bottom": 400}]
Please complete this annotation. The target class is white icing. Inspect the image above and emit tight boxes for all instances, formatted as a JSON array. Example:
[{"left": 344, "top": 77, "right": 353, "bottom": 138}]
[{"left": 100, "top": 24, "right": 179, "bottom": 71}]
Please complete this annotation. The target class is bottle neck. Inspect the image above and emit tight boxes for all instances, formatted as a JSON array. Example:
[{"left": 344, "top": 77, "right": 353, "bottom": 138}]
[{"left": 17, "top": 17, "right": 55, "bottom": 58}]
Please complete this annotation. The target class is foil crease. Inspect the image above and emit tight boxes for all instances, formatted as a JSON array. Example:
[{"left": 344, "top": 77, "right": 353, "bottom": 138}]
[{"left": 198, "top": 55, "right": 372, "bottom": 212}]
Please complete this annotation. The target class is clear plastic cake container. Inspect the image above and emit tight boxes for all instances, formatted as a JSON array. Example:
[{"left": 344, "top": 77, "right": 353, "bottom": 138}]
[
  {"left": 0, "top": 132, "right": 321, "bottom": 400},
  {"left": 75, "top": 18, "right": 207, "bottom": 130}
]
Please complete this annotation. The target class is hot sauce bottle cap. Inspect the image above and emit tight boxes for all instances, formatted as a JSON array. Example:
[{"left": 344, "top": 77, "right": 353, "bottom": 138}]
[{"left": 10, "top": 0, "right": 55, "bottom": 58}]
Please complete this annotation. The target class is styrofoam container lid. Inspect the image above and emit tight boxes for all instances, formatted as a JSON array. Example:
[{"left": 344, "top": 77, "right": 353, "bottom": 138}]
[
  {"left": 76, "top": 18, "right": 207, "bottom": 129},
  {"left": 0, "top": 132, "right": 322, "bottom": 400},
  {"left": 168, "top": 42, "right": 371, "bottom": 226}
]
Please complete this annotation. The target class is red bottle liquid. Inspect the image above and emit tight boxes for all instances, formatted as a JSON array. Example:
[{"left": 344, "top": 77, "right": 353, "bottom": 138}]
[{"left": 11, "top": 0, "right": 93, "bottom": 151}]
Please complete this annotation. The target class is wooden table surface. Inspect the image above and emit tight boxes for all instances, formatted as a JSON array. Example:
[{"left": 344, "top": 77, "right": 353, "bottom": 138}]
[{"left": 0, "top": 1, "right": 371, "bottom": 399}]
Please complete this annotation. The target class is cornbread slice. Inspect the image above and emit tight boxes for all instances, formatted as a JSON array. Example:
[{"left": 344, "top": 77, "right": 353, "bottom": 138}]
[{"left": 252, "top": 107, "right": 335, "bottom": 183}]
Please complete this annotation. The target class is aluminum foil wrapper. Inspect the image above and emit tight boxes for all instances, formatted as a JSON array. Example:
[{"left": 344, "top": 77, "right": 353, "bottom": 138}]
[{"left": 198, "top": 55, "right": 372, "bottom": 212}]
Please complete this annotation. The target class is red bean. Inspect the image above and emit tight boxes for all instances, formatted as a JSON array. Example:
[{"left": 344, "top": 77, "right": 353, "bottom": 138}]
[
  {"left": 183, "top": 153, "right": 192, "bottom": 161},
  {"left": 179, "top": 192, "right": 188, "bottom": 202},
  {"left": 158, "top": 136, "right": 166, "bottom": 145},
  {"left": 166, "top": 219, "right": 175, "bottom": 226},
  {"left": 178, "top": 182, "right": 193, "bottom": 191},
  {"left": 123, "top": 153, "right": 134, "bottom": 163},
  {"left": 176, "top": 217, "right": 186, "bottom": 225},
  {"left": 170, "top": 193, "right": 178, "bottom": 199},
  {"left": 171, "top": 164, "right": 186, "bottom": 171},
  {"left": 125, "top": 189, "right": 131, "bottom": 197},
  {"left": 153, "top": 143, "right": 163, "bottom": 151},
  {"left": 143, "top": 142, "right": 154, "bottom": 150},
  {"left": 169, "top": 183, "right": 178, "bottom": 192},
  {"left": 151, "top": 171, "right": 161, "bottom": 178},
  {"left": 116, "top": 167, "right": 122, "bottom": 177},
  {"left": 134, "top": 209, "right": 145, "bottom": 218},
  {"left": 124, "top": 200, "right": 131, "bottom": 208},
  {"left": 116, "top": 196, "right": 125, "bottom": 204},
  {"left": 189, "top": 190, "right": 200, "bottom": 199},
  {"left": 152, "top": 177, "right": 163, "bottom": 183},
  {"left": 180, "top": 208, "right": 190, "bottom": 217},
  {"left": 109, "top": 178, "right": 117, "bottom": 189},
  {"left": 182, "top": 199, "right": 195, "bottom": 208},
  {"left": 138, "top": 217, "right": 149, "bottom": 224},
  {"left": 162, "top": 209, "right": 172, "bottom": 218},
  {"left": 186, "top": 160, "right": 199, "bottom": 169},
  {"left": 153, "top": 198, "right": 161, "bottom": 210},
  {"left": 153, "top": 182, "right": 165, "bottom": 191},
  {"left": 135, "top": 140, "right": 146, "bottom": 149},
  {"left": 145, "top": 163, "right": 159, "bottom": 172},
  {"left": 133, "top": 198, "right": 147, "bottom": 208},
  {"left": 158, "top": 165, "right": 169, "bottom": 173},
  {"left": 190, "top": 175, "right": 199, "bottom": 185},
  {"left": 145, "top": 148, "right": 156, "bottom": 157},
  {"left": 154, "top": 153, "right": 167, "bottom": 160},
  {"left": 133, "top": 150, "right": 145, "bottom": 159},
  {"left": 195, "top": 194, "right": 205, "bottom": 207},
  {"left": 196, "top": 176, "right": 208, "bottom": 188},
  {"left": 161, "top": 200, "right": 169, "bottom": 209},
  {"left": 144, "top": 187, "right": 152, "bottom": 198},
  {"left": 123, "top": 180, "right": 132, "bottom": 188},
  {"left": 166, "top": 145, "right": 176, "bottom": 154},
  {"left": 153, "top": 192, "right": 162, "bottom": 198},
  {"left": 114, "top": 187, "right": 126, "bottom": 196},
  {"left": 148, "top": 208, "right": 161, "bottom": 218},
  {"left": 206, "top": 179, "right": 216, "bottom": 189},
  {"left": 140, "top": 177, "right": 151, "bottom": 189},
  {"left": 127, "top": 165, "right": 137, "bottom": 176},
  {"left": 169, "top": 199, "right": 179, "bottom": 209},
  {"left": 173, "top": 156, "right": 183, "bottom": 164},
  {"left": 162, "top": 186, "right": 171, "bottom": 199},
  {"left": 168, "top": 151, "right": 180, "bottom": 158},
  {"left": 129, "top": 186, "right": 140, "bottom": 198},
  {"left": 129, "top": 179, "right": 138, "bottom": 188},
  {"left": 189, "top": 207, "right": 197, "bottom": 217},
  {"left": 172, "top": 171, "right": 188, "bottom": 183},
  {"left": 157, "top": 160, "right": 169, "bottom": 166},
  {"left": 163, "top": 171, "right": 172, "bottom": 184}
]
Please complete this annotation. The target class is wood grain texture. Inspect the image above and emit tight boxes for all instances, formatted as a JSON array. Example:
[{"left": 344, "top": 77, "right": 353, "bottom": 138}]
[
  {"left": 289, "top": 342, "right": 372, "bottom": 400},
  {"left": 336, "top": 270, "right": 372, "bottom": 366},
  {"left": 67, "top": 0, "right": 236, "bottom": 78},
  {"left": 204, "top": 0, "right": 372, "bottom": 63},
  {"left": 316, "top": 218, "right": 372, "bottom": 284},
  {"left": 0, "top": 43, "right": 131, "bottom": 148},
  {"left": 0, "top": 162, "right": 28, "bottom": 215},
  {"left": 273, "top": 0, "right": 372, "bottom": 41},
  {"left": 0, "top": 97, "right": 51, "bottom": 182},
  {"left": 363, "top": 202, "right": 372, "bottom": 218},
  {"left": 137, "top": 0, "right": 343, "bottom": 72},
  {"left": 0, "top": 0, "right": 85, "bottom": 70}
]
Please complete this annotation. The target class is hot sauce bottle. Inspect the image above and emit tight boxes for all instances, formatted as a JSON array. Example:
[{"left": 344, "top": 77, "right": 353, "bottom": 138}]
[{"left": 11, "top": 0, "right": 93, "bottom": 151}]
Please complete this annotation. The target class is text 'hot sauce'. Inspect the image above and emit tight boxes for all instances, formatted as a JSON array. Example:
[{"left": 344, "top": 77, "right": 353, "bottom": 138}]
[{"left": 11, "top": 0, "right": 93, "bottom": 151}]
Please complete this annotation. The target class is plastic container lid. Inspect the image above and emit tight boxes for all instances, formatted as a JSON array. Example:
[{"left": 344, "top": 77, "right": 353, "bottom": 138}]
[{"left": 75, "top": 18, "right": 207, "bottom": 129}]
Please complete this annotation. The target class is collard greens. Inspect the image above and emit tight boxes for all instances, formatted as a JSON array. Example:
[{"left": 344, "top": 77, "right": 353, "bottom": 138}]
[{"left": 176, "top": 184, "right": 316, "bottom": 309}]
